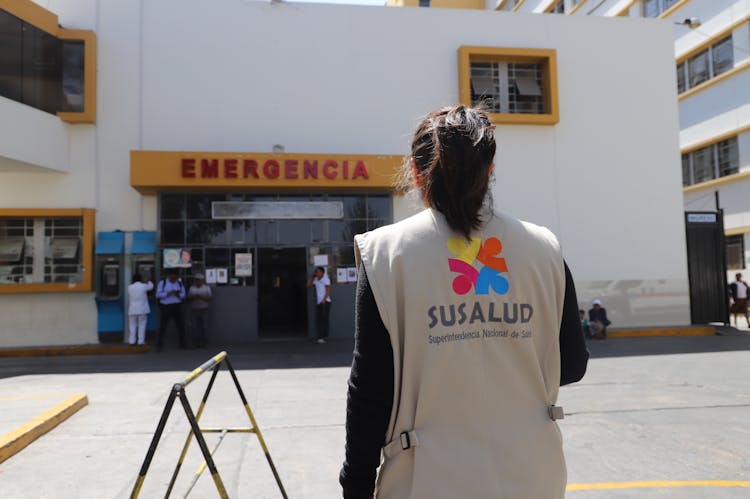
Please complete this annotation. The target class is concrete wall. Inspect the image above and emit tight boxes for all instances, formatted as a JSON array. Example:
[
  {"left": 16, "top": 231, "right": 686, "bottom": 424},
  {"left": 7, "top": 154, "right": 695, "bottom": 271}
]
[{"left": 0, "top": 0, "right": 691, "bottom": 347}]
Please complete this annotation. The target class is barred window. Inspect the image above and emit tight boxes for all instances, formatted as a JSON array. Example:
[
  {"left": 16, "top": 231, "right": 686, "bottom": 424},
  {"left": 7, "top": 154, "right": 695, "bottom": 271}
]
[
  {"left": 461, "top": 47, "right": 558, "bottom": 125},
  {"left": 470, "top": 62, "right": 544, "bottom": 115},
  {"left": 0, "top": 216, "right": 83, "bottom": 285}
]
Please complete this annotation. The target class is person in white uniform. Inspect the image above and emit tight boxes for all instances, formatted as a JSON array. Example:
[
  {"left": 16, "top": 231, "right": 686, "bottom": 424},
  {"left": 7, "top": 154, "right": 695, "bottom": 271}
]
[
  {"left": 307, "top": 266, "right": 332, "bottom": 343},
  {"left": 127, "top": 273, "right": 154, "bottom": 345}
]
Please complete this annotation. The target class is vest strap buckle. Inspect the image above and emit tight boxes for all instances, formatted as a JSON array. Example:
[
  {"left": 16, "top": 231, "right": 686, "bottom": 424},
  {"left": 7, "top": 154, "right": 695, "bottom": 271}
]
[
  {"left": 400, "top": 431, "right": 411, "bottom": 450},
  {"left": 383, "top": 430, "right": 419, "bottom": 459},
  {"left": 548, "top": 405, "right": 565, "bottom": 421}
]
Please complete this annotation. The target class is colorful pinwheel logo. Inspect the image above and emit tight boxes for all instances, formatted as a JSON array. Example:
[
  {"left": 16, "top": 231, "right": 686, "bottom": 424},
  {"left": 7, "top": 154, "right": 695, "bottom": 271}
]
[{"left": 447, "top": 236, "right": 509, "bottom": 295}]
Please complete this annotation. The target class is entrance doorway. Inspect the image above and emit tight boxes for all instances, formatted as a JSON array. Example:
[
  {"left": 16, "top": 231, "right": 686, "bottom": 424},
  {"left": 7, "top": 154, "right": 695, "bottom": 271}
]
[
  {"left": 258, "top": 247, "right": 308, "bottom": 338},
  {"left": 685, "top": 211, "right": 729, "bottom": 324}
]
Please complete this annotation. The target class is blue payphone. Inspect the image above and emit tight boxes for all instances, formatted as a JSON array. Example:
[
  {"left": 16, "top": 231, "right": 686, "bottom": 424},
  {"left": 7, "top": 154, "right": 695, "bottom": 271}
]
[
  {"left": 95, "top": 231, "right": 125, "bottom": 339},
  {"left": 129, "top": 231, "right": 157, "bottom": 333}
]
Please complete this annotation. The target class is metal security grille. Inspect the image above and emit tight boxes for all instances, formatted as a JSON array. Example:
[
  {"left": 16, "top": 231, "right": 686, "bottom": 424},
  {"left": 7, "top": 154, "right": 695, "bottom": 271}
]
[
  {"left": 470, "top": 61, "right": 544, "bottom": 115},
  {"left": 0, "top": 217, "right": 82, "bottom": 284},
  {"left": 685, "top": 211, "right": 729, "bottom": 324},
  {"left": 44, "top": 218, "right": 83, "bottom": 283}
]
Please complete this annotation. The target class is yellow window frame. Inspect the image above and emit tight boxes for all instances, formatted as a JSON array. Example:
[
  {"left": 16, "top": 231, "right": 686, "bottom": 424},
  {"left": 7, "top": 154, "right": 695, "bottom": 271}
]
[
  {"left": 458, "top": 46, "right": 559, "bottom": 126},
  {"left": 0, "top": 209, "right": 95, "bottom": 294},
  {"left": 0, "top": 0, "right": 97, "bottom": 123}
]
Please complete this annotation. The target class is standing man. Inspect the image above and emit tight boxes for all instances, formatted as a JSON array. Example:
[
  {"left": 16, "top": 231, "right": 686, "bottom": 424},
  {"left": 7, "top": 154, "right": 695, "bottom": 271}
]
[
  {"left": 188, "top": 273, "right": 212, "bottom": 348},
  {"left": 307, "top": 266, "right": 332, "bottom": 344},
  {"left": 127, "top": 273, "right": 154, "bottom": 345},
  {"left": 729, "top": 273, "right": 750, "bottom": 327},
  {"left": 156, "top": 269, "right": 187, "bottom": 350}
]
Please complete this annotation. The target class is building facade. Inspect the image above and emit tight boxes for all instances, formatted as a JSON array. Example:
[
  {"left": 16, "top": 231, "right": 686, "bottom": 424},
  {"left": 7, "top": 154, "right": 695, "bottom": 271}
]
[
  {"left": 0, "top": 0, "right": 689, "bottom": 347},
  {"left": 397, "top": 0, "right": 750, "bottom": 284}
]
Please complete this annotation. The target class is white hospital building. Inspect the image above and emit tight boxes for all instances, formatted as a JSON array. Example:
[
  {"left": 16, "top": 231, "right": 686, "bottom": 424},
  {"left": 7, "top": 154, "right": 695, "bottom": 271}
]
[{"left": 0, "top": 0, "right": 700, "bottom": 347}]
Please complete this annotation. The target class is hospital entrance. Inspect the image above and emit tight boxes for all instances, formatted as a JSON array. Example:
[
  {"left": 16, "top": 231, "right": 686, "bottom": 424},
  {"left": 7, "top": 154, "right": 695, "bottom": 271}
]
[{"left": 257, "top": 247, "right": 307, "bottom": 338}]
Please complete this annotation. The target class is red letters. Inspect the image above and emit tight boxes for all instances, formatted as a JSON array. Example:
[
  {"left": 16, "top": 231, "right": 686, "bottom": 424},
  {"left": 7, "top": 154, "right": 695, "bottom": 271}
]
[
  {"left": 180, "top": 157, "right": 370, "bottom": 182},
  {"left": 243, "top": 159, "right": 259, "bottom": 178},
  {"left": 264, "top": 159, "right": 280, "bottom": 179},
  {"left": 303, "top": 160, "right": 318, "bottom": 179},
  {"left": 323, "top": 160, "right": 338, "bottom": 180},
  {"left": 352, "top": 161, "right": 369, "bottom": 180},
  {"left": 284, "top": 159, "right": 299, "bottom": 179},
  {"left": 224, "top": 159, "right": 238, "bottom": 178},
  {"left": 201, "top": 159, "right": 219, "bottom": 178},
  {"left": 181, "top": 158, "right": 196, "bottom": 178}
]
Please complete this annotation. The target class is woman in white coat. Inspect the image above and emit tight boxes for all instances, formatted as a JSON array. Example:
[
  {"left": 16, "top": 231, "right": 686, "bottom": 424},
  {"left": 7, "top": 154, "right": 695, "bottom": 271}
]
[{"left": 127, "top": 273, "right": 154, "bottom": 345}]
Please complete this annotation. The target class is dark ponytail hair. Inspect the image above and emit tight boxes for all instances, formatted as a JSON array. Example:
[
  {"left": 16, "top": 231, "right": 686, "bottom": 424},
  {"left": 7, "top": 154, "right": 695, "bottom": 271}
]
[{"left": 400, "top": 105, "right": 496, "bottom": 240}]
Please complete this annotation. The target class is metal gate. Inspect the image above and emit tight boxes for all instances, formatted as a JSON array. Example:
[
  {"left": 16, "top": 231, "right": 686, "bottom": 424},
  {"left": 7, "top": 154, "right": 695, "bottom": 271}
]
[{"left": 685, "top": 211, "right": 729, "bottom": 324}]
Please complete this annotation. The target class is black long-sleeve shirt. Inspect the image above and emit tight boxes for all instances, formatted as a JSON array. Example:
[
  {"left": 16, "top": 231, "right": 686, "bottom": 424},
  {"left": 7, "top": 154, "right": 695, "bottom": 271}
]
[{"left": 340, "top": 261, "right": 589, "bottom": 499}]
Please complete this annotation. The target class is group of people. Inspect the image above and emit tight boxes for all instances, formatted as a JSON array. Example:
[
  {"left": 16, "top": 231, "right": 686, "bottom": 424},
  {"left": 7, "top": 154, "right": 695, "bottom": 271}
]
[
  {"left": 126, "top": 269, "right": 212, "bottom": 350},
  {"left": 580, "top": 299, "right": 612, "bottom": 340},
  {"left": 126, "top": 266, "right": 335, "bottom": 349}
]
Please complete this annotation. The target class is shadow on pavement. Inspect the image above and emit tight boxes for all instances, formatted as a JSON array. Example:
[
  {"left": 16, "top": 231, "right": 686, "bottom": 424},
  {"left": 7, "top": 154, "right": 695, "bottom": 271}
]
[
  {"left": 587, "top": 332, "right": 750, "bottom": 359},
  {"left": 0, "top": 339, "right": 356, "bottom": 380},
  {"left": 3, "top": 333, "right": 750, "bottom": 379}
]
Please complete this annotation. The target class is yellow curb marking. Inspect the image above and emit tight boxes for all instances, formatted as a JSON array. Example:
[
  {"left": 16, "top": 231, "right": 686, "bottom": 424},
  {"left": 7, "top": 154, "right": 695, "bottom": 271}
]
[
  {"left": 567, "top": 480, "right": 750, "bottom": 491},
  {"left": 0, "top": 393, "right": 88, "bottom": 464},
  {"left": 608, "top": 327, "right": 715, "bottom": 338}
]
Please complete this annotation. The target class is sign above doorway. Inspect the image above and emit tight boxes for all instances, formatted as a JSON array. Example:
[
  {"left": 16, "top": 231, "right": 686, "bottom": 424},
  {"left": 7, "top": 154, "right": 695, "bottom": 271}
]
[{"left": 130, "top": 151, "right": 402, "bottom": 194}]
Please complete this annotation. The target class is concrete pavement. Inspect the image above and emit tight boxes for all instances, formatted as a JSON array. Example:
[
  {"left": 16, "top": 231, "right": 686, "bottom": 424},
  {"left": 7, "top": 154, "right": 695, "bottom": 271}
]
[{"left": 0, "top": 334, "right": 749, "bottom": 498}]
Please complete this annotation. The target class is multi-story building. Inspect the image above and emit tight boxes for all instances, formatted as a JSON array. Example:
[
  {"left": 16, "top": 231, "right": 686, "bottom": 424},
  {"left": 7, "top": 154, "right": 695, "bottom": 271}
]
[
  {"left": 392, "top": 0, "right": 750, "bottom": 284},
  {"left": 0, "top": 0, "right": 688, "bottom": 347}
]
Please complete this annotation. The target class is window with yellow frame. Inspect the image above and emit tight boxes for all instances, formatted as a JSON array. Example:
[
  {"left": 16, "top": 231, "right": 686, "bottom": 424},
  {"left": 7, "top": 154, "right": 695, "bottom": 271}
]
[
  {"left": 0, "top": 209, "right": 95, "bottom": 293},
  {"left": 0, "top": 1, "right": 96, "bottom": 123},
  {"left": 458, "top": 47, "right": 559, "bottom": 125}
]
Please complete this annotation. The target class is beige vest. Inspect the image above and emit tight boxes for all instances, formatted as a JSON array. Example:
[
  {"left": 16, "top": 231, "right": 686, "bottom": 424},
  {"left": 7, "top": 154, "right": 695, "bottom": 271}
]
[{"left": 354, "top": 208, "right": 566, "bottom": 499}]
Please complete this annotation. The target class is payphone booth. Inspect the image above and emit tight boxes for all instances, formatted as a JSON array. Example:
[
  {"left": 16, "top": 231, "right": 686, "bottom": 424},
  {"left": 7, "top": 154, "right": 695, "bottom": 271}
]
[
  {"left": 95, "top": 231, "right": 125, "bottom": 340},
  {"left": 130, "top": 231, "right": 157, "bottom": 332}
]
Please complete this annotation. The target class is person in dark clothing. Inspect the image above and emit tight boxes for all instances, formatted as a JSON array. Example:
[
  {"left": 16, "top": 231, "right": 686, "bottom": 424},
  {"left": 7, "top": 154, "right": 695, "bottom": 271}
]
[
  {"left": 155, "top": 269, "right": 187, "bottom": 350},
  {"left": 588, "top": 299, "right": 611, "bottom": 339},
  {"left": 728, "top": 273, "right": 750, "bottom": 327},
  {"left": 307, "top": 266, "right": 332, "bottom": 343}
]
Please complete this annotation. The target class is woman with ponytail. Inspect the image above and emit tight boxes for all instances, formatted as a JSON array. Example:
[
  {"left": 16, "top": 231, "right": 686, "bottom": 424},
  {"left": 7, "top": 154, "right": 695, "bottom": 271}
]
[{"left": 340, "top": 105, "right": 588, "bottom": 499}]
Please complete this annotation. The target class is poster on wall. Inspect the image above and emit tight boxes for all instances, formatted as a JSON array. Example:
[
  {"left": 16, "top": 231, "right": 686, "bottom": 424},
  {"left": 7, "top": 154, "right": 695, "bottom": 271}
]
[
  {"left": 313, "top": 254, "right": 329, "bottom": 267},
  {"left": 163, "top": 248, "right": 192, "bottom": 268},
  {"left": 205, "top": 268, "right": 217, "bottom": 284},
  {"left": 216, "top": 268, "right": 228, "bottom": 284},
  {"left": 336, "top": 268, "right": 347, "bottom": 284},
  {"left": 235, "top": 253, "right": 253, "bottom": 276},
  {"left": 347, "top": 267, "right": 358, "bottom": 283}
]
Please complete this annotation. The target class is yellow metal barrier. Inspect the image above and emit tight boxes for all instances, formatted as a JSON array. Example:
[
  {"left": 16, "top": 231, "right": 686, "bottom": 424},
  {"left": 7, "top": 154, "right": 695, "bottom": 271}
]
[{"left": 129, "top": 351, "right": 288, "bottom": 498}]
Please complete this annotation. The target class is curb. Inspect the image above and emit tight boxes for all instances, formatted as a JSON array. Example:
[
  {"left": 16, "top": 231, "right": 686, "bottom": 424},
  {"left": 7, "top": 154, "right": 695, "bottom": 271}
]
[
  {"left": 607, "top": 326, "right": 716, "bottom": 339},
  {"left": 0, "top": 394, "right": 88, "bottom": 464},
  {"left": 0, "top": 344, "right": 151, "bottom": 358}
]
